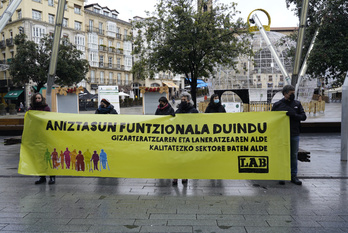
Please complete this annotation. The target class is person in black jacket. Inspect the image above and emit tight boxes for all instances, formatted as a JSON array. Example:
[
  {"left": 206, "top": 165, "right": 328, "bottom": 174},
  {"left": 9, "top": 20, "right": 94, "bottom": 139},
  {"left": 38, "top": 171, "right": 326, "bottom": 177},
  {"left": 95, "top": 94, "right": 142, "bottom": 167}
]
[
  {"left": 272, "top": 85, "right": 307, "bottom": 185},
  {"left": 205, "top": 94, "right": 226, "bottom": 113},
  {"left": 175, "top": 92, "right": 199, "bottom": 114},
  {"left": 172, "top": 92, "right": 198, "bottom": 186},
  {"left": 95, "top": 98, "right": 118, "bottom": 114},
  {"left": 155, "top": 96, "right": 175, "bottom": 115}
]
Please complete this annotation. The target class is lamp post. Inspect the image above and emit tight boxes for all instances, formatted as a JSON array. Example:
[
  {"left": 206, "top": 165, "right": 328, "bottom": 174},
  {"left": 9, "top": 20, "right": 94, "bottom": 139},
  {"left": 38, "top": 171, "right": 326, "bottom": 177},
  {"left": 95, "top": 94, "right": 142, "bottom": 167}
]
[{"left": 46, "top": 0, "right": 66, "bottom": 109}]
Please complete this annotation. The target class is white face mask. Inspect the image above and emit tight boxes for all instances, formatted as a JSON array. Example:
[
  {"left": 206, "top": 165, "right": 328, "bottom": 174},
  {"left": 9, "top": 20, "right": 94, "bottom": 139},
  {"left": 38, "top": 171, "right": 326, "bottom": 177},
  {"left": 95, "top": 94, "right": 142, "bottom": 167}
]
[{"left": 214, "top": 99, "right": 219, "bottom": 104}]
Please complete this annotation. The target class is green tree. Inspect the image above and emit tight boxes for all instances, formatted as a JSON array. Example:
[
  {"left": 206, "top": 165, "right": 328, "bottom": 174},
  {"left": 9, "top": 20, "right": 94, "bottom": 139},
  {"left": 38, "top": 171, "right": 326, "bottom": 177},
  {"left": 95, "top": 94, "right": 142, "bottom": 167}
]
[
  {"left": 9, "top": 33, "right": 89, "bottom": 91},
  {"left": 133, "top": 0, "right": 253, "bottom": 106},
  {"left": 285, "top": 0, "right": 348, "bottom": 86}
]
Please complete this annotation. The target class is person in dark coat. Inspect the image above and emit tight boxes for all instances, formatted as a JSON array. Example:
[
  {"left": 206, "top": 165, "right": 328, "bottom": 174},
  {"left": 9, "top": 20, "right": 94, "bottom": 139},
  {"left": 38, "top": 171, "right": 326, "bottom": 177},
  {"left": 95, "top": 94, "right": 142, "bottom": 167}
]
[
  {"left": 95, "top": 98, "right": 118, "bottom": 114},
  {"left": 272, "top": 85, "right": 307, "bottom": 185},
  {"left": 155, "top": 96, "right": 175, "bottom": 115},
  {"left": 172, "top": 92, "right": 198, "bottom": 186},
  {"left": 205, "top": 94, "right": 226, "bottom": 113},
  {"left": 28, "top": 93, "right": 56, "bottom": 185},
  {"left": 175, "top": 92, "right": 199, "bottom": 114}
]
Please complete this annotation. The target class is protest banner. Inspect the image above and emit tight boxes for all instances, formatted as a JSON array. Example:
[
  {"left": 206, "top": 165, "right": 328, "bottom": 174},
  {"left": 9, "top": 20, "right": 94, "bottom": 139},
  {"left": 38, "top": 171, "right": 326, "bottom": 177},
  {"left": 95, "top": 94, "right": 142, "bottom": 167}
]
[{"left": 19, "top": 111, "right": 290, "bottom": 180}]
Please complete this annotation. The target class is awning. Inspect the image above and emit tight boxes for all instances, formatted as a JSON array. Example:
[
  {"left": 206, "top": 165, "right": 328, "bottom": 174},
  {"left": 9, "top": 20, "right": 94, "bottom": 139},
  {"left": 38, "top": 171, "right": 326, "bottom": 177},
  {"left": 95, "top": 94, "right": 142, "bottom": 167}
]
[
  {"left": 162, "top": 81, "right": 179, "bottom": 89},
  {"left": 4, "top": 90, "right": 24, "bottom": 100}
]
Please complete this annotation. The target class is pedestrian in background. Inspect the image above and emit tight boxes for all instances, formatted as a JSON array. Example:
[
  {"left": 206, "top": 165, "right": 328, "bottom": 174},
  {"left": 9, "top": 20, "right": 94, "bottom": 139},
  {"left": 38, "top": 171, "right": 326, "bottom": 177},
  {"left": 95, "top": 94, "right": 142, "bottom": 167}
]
[
  {"left": 29, "top": 93, "right": 56, "bottom": 185},
  {"left": 205, "top": 94, "right": 226, "bottom": 113},
  {"left": 272, "top": 85, "right": 307, "bottom": 185},
  {"left": 95, "top": 98, "right": 118, "bottom": 114},
  {"left": 155, "top": 96, "right": 174, "bottom": 116}
]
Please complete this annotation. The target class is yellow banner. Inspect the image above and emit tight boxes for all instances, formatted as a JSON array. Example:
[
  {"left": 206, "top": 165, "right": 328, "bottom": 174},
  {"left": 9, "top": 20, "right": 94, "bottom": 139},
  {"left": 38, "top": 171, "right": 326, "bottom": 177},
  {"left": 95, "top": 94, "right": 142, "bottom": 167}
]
[{"left": 19, "top": 111, "right": 290, "bottom": 180}]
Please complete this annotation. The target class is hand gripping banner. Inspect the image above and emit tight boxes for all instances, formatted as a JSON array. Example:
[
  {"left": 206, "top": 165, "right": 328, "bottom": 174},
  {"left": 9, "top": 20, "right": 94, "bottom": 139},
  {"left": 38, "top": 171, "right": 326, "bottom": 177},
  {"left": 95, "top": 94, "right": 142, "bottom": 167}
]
[{"left": 19, "top": 111, "right": 290, "bottom": 180}]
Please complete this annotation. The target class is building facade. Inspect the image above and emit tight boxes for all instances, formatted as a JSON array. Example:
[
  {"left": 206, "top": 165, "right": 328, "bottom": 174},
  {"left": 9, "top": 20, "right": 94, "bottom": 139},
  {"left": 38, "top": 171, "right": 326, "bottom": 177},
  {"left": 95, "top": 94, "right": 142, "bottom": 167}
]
[
  {"left": 83, "top": 3, "right": 133, "bottom": 95},
  {"left": 0, "top": 1, "right": 133, "bottom": 105}
]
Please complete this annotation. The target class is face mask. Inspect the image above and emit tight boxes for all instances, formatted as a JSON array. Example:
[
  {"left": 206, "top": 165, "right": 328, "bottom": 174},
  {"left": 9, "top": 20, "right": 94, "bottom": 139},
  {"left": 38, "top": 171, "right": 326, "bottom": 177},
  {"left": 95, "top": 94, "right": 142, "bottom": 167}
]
[
  {"left": 289, "top": 93, "right": 295, "bottom": 101},
  {"left": 214, "top": 99, "right": 219, "bottom": 104},
  {"left": 181, "top": 101, "right": 188, "bottom": 107}
]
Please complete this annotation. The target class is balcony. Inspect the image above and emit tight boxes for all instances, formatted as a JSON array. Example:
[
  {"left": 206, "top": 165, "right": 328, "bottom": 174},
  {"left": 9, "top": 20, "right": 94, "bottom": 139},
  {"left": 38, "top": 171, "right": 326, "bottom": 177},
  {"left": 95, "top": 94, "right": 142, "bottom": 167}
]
[
  {"left": 116, "top": 33, "right": 122, "bottom": 40},
  {"left": 86, "top": 26, "right": 104, "bottom": 35},
  {"left": 0, "top": 40, "right": 6, "bottom": 49},
  {"left": 6, "top": 38, "right": 14, "bottom": 47},
  {"left": 99, "top": 45, "right": 107, "bottom": 52}
]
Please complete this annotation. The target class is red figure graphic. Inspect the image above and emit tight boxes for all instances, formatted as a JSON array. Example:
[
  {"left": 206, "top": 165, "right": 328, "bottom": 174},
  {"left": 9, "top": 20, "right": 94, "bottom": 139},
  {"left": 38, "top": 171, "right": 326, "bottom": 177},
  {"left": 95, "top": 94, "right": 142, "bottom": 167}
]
[
  {"left": 76, "top": 150, "right": 85, "bottom": 171},
  {"left": 51, "top": 148, "right": 59, "bottom": 169},
  {"left": 60, "top": 150, "right": 64, "bottom": 169},
  {"left": 64, "top": 148, "right": 71, "bottom": 169},
  {"left": 70, "top": 149, "right": 77, "bottom": 171},
  {"left": 91, "top": 151, "right": 99, "bottom": 171}
]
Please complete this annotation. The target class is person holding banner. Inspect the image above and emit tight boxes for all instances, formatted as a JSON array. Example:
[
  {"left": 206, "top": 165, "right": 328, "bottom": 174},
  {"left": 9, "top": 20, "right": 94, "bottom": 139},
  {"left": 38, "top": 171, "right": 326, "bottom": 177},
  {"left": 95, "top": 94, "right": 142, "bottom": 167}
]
[
  {"left": 155, "top": 96, "right": 175, "bottom": 115},
  {"left": 272, "top": 85, "right": 307, "bottom": 185},
  {"left": 172, "top": 92, "right": 199, "bottom": 185},
  {"left": 205, "top": 94, "right": 226, "bottom": 113},
  {"left": 95, "top": 98, "right": 118, "bottom": 114},
  {"left": 29, "top": 93, "right": 56, "bottom": 185}
]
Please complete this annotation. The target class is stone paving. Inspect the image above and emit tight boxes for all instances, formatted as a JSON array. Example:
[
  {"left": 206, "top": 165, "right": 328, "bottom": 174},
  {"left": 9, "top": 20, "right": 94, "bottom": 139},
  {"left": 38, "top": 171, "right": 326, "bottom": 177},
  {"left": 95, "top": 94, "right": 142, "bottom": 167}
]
[{"left": 0, "top": 103, "right": 347, "bottom": 233}]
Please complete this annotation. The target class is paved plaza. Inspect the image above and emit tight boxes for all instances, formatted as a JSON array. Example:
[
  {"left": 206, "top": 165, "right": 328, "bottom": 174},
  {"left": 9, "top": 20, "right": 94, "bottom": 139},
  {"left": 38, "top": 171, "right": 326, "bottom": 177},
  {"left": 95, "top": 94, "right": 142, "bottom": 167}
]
[{"left": 0, "top": 103, "right": 347, "bottom": 232}]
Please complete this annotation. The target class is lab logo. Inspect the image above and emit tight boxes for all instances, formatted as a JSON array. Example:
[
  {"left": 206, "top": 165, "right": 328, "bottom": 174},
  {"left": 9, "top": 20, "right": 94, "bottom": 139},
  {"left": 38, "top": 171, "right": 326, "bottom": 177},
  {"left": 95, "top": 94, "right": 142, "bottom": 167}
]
[{"left": 238, "top": 156, "right": 269, "bottom": 173}]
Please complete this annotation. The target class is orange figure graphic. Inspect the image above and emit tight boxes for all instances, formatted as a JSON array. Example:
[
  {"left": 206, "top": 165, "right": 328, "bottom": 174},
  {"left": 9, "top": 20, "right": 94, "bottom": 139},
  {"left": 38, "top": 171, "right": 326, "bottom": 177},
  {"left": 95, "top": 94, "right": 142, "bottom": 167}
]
[
  {"left": 51, "top": 148, "right": 59, "bottom": 169},
  {"left": 70, "top": 149, "right": 77, "bottom": 171},
  {"left": 91, "top": 150, "right": 99, "bottom": 171},
  {"left": 84, "top": 149, "right": 92, "bottom": 172},
  {"left": 76, "top": 150, "right": 85, "bottom": 171},
  {"left": 60, "top": 150, "right": 64, "bottom": 169},
  {"left": 64, "top": 148, "right": 71, "bottom": 169}
]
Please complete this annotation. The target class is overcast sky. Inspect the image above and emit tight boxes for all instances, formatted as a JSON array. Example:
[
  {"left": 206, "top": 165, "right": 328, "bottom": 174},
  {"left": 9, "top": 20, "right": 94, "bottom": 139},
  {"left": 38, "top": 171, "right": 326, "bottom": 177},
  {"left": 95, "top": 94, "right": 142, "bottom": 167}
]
[{"left": 86, "top": 0, "right": 299, "bottom": 27}]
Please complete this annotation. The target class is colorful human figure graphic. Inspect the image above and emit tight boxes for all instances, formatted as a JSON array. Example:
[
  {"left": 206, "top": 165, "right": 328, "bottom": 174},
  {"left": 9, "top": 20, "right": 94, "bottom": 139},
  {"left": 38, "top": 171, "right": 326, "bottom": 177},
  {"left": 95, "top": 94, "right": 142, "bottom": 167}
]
[
  {"left": 51, "top": 148, "right": 59, "bottom": 169},
  {"left": 84, "top": 149, "right": 92, "bottom": 172},
  {"left": 91, "top": 151, "right": 99, "bottom": 171},
  {"left": 99, "top": 149, "right": 110, "bottom": 170},
  {"left": 44, "top": 149, "right": 52, "bottom": 169},
  {"left": 64, "top": 148, "right": 71, "bottom": 169},
  {"left": 76, "top": 150, "right": 85, "bottom": 171},
  {"left": 60, "top": 150, "right": 64, "bottom": 169},
  {"left": 70, "top": 149, "right": 77, "bottom": 171}
]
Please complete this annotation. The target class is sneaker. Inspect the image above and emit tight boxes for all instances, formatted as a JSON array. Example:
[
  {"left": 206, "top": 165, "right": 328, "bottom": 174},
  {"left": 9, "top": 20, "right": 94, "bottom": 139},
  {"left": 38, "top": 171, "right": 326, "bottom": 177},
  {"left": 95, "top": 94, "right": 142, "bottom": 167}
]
[
  {"left": 182, "top": 179, "right": 188, "bottom": 184},
  {"left": 291, "top": 176, "right": 302, "bottom": 185},
  {"left": 279, "top": 180, "right": 285, "bottom": 185},
  {"left": 172, "top": 179, "right": 178, "bottom": 186},
  {"left": 48, "top": 177, "right": 55, "bottom": 185},
  {"left": 35, "top": 177, "right": 46, "bottom": 185}
]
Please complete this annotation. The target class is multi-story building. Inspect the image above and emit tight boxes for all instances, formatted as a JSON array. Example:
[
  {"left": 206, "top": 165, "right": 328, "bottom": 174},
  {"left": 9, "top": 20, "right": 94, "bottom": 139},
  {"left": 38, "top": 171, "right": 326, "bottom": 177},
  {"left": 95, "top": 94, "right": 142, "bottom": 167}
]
[
  {"left": 83, "top": 3, "right": 133, "bottom": 95},
  {"left": 0, "top": 0, "right": 86, "bottom": 104},
  {"left": 0, "top": 1, "right": 133, "bottom": 105}
]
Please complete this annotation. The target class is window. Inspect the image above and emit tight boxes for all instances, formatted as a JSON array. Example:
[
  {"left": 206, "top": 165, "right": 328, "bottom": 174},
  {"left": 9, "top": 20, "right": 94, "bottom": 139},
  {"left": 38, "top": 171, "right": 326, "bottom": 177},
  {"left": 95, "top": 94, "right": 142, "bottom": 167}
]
[
  {"left": 109, "top": 72, "right": 113, "bottom": 84},
  {"left": 98, "top": 22, "right": 103, "bottom": 34},
  {"left": 32, "top": 10, "right": 42, "bottom": 21},
  {"left": 268, "top": 75, "right": 272, "bottom": 82},
  {"left": 116, "top": 42, "right": 120, "bottom": 48},
  {"left": 100, "top": 71, "right": 104, "bottom": 84},
  {"left": 108, "top": 40, "right": 112, "bottom": 47},
  {"left": 99, "top": 55, "right": 104, "bottom": 67},
  {"left": 74, "top": 35, "right": 85, "bottom": 52},
  {"left": 124, "top": 29, "right": 128, "bottom": 36},
  {"left": 48, "top": 14, "right": 54, "bottom": 24},
  {"left": 90, "top": 70, "right": 95, "bottom": 83},
  {"left": 257, "top": 75, "right": 261, "bottom": 82},
  {"left": 64, "top": 2, "right": 68, "bottom": 11},
  {"left": 89, "top": 51, "right": 98, "bottom": 67},
  {"left": 32, "top": 25, "right": 46, "bottom": 44},
  {"left": 279, "top": 75, "right": 284, "bottom": 82},
  {"left": 94, "top": 8, "right": 100, "bottom": 14},
  {"left": 112, "top": 14, "right": 117, "bottom": 19},
  {"left": 89, "top": 20, "right": 93, "bottom": 31},
  {"left": 33, "top": 0, "right": 41, "bottom": 3},
  {"left": 74, "top": 4, "right": 81, "bottom": 14},
  {"left": 63, "top": 18, "right": 68, "bottom": 27},
  {"left": 108, "top": 57, "right": 112, "bottom": 68},
  {"left": 88, "top": 33, "right": 98, "bottom": 50},
  {"left": 117, "top": 58, "right": 121, "bottom": 69},
  {"left": 99, "top": 38, "right": 104, "bottom": 45},
  {"left": 104, "top": 11, "right": 109, "bottom": 16},
  {"left": 125, "top": 74, "right": 129, "bottom": 85},
  {"left": 74, "top": 21, "right": 82, "bottom": 30},
  {"left": 48, "top": 0, "right": 54, "bottom": 6},
  {"left": 117, "top": 73, "right": 121, "bottom": 84},
  {"left": 17, "top": 9, "right": 22, "bottom": 19}
]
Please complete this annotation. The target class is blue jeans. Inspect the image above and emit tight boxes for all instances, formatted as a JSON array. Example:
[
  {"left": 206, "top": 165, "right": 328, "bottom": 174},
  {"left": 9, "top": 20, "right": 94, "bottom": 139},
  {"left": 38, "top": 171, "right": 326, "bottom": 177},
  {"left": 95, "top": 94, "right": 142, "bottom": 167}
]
[{"left": 290, "top": 135, "right": 300, "bottom": 177}]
